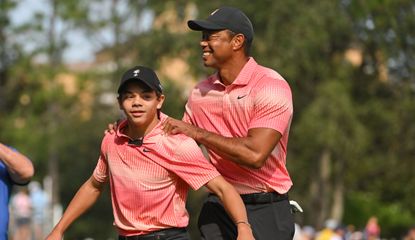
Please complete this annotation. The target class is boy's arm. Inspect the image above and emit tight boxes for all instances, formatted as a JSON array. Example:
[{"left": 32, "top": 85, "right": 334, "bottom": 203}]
[
  {"left": 205, "top": 176, "right": 255, "bottom": 240},
  {"left": 46, "top": 176, "right": 105, "bottom": 240},
  {"left": 0, "top": 142, "right": 34, "bottom": 184}
]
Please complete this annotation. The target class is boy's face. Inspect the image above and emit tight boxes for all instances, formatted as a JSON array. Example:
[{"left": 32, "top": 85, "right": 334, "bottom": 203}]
[{"left": 118, "top": 81, "right": 164, "bottom": 128}]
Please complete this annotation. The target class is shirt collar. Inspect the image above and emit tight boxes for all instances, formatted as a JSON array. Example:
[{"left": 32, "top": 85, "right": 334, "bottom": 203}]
[
  {"left": 232, "top": 57, "right": 257, "bottom": 86},
  {"left": 116, "top": 113, "right": 167, "bottom": 145},
  {"left": 211, "top": 57, "right": 258, "bottom": 86}
]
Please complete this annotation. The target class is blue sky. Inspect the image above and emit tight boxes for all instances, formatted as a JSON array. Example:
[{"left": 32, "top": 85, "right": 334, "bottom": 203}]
[
  {"left": 9, "top": 0, "right": 94, "bottom": 63},
  {"left": 9, "top": 1, "right": 153, "bottom": 64}
]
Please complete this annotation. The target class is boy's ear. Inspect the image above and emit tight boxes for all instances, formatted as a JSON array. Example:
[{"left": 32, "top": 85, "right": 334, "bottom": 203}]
[{"left": 157, "top": 95, "right": 165, "bottom": 109}]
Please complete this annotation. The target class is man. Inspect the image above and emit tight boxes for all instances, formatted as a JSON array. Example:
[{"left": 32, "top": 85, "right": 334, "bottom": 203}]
[
  {"left": 46, "top": 66, "right": 254, "bottom": 240},
  {"left": 162, "top": 6, "right": 295, "bottom": 240},
  {"left": 0, "top": 142, "right": 35, "bottom": 240}
]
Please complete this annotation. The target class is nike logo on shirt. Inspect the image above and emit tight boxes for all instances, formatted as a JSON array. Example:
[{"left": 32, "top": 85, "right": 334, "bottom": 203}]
[
  {"left": 237, "top": 95, "right": 247, "bottom": 99},
  {"left": 143, "top": 148, "right": 151, "bottom": 152}
]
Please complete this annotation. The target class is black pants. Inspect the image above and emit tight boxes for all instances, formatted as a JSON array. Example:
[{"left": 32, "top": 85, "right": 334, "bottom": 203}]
[
  {"left": 119, "top": 228, "right": 190, "bottom": 240},
  {"left": 198, "top": 193, "right": 295, "bottom": 240}
]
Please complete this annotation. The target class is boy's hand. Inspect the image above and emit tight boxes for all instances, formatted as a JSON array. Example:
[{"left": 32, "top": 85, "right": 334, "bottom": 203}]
[
  {"left": 237, "top": 223, "right": 255, "bottom": 240},
  {"left": 45, "top": 230, "right": 63, "bottom": 240}
]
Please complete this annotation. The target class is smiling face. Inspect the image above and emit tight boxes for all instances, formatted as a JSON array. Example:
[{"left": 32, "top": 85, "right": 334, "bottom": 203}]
[
  {"left": 200, "top": 29, "right": 236, "bottom": 68},
  {"left": 118, "top": 80, "right": 165, "bottom": 134}
]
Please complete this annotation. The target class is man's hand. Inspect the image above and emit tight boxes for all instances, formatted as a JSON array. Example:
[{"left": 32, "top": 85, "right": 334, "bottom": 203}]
[
  {"left": 162, "top": 117, "right": 200, "bottom": 139},
  {"left": 104, "top": 121, "right": 119, "bottom": 135}
]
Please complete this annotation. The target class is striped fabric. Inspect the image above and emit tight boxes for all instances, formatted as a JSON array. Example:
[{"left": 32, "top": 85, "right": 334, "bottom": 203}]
[
  {"left": 93, "top": 114, "right": 220, "bottom": 236},
  {"left": 183, "top": 57, "right": 293, "bottom": 194}
]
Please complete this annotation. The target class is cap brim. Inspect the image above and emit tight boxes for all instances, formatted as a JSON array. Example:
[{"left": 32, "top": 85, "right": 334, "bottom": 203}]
[
  {"left": 118, "top": 78, "right": 159, "bottom": 93},
  {"left": 187, "top": 20, "right": 226, "bottom": 31}
]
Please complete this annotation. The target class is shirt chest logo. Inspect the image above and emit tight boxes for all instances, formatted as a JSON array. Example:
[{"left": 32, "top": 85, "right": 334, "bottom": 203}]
[{"left": 237, "top": 94, "right": 248, "bottom": 99}]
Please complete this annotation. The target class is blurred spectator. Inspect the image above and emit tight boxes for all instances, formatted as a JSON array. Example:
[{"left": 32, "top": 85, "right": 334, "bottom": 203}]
[
  {"left": 316, "top": 219, "right": 342, "bottom": 240},
  {"left": 293, "top": 224, "right": 316, "bottom": 240},
  {"left": 29, "top": 181, "right": 50, "bottom": 240},
  {"left": 348, "top": 230, "right": 364, "bottom": 240},
  {"left": 301, "top": 225, "right": 316, "bottom": 240},
  {"left": 344, "top": 224, "right": 354, "bottom": 239},
  {"left": 294, "top": 224, "right": 316, "bottom": 240},
  {"left": 334, "top": 225, "right": 346, "bottom": 240},
  {"left": 365, "top": 216, "right": 381, "bottom": 240},
  {"left": 11, "top": 187, "right": 32, "bottom": 240}
]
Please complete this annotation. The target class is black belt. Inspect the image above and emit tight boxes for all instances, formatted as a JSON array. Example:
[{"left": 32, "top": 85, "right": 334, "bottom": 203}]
[
  {"left": 240, "top": 192, "right": 288, "bottom": 204},
  {"left": 119, "top": 228, "right": 187, "bottom": 240}
]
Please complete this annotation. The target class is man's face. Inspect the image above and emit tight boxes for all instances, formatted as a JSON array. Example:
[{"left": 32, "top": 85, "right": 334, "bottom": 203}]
[
  {"left": 118, "top": 81, "right": 164, "bottom": 128},
  {"left": 200, "top": 30, "right": 235, "bottom": 68}
]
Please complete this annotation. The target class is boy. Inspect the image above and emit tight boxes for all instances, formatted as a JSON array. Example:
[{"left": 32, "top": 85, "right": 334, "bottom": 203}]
[{"left": 46, "top": 66, "right": 254, "bottom": 240}]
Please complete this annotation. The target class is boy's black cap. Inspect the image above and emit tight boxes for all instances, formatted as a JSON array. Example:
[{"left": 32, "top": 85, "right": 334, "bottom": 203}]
[
  {"left": 118, "top": 66, "right": 163, "bottom": 94},
  {"left": 187, "top": 6, "right": 254, "bottom": 42}
]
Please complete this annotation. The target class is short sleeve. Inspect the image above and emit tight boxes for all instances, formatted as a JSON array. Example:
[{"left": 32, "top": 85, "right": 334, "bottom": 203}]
[
  {"left": 164, "top": 137, "right": 220, "bottom": 190},
  {"left": 249, "top": 78, "right": 293, "bottom": 135},
  {"left": 93, "top": 137, "right": 109, "bottom": 183},
  {"left": 182, "top": 102, "right": 193, "bottom": 124}
]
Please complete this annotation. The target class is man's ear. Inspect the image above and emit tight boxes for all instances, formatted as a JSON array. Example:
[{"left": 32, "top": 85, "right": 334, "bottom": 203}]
[{"left": 232, "top": 34, "right": 245, "bottom": 51}]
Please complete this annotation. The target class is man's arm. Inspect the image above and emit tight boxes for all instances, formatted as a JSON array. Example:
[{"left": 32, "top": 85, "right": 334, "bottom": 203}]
[
  {"left": 46, "top": 176, "right": 105, "bottom": 240},
  {"left": 0, "top": 142, "right": 34, "bottom": 184},
  {"left": 162, "top": 118, "right": 281, "bottom": 169},
  {"left": 205, "top": 176, "right": 254, "bottom": 240}
]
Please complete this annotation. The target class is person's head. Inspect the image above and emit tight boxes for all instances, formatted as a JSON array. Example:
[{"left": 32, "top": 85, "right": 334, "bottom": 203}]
[
  {"left": 324, "top": 219, "right": 338, "bottom": 230},
  {"left": 117, "top": 66, "right": 165, "bottom": 127},
  {"left": 28, "top": 181, "right": 41, "bottom": 192},
  {"left": 187, "top": 6, "right": 254, "bottom": 67}
]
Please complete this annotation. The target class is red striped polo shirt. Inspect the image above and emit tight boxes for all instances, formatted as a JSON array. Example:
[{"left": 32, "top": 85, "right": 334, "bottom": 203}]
[
  {"left": 93, "top": 113, "right": 220, "bottom": 236},
  {"left": 183, "top": 57, "right": 293, "bottom": 194}
]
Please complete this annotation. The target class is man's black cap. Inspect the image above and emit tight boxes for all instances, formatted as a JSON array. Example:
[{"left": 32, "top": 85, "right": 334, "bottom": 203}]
[
  {"left": 187, "top": 6, "right": 254, "bottom": 43},
  {"left": 118, "top": 66, "right": 163, "bottom": 94}
]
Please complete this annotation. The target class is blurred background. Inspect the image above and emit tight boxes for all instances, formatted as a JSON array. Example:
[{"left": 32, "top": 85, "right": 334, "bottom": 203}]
[{"left": 1, "top": 0, "right": 414, "bottom": 239}]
